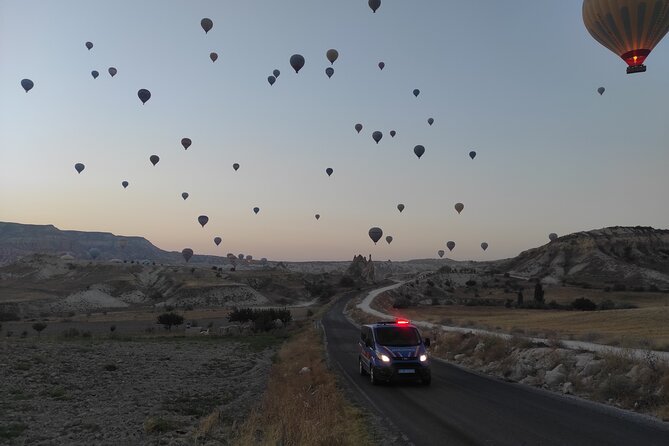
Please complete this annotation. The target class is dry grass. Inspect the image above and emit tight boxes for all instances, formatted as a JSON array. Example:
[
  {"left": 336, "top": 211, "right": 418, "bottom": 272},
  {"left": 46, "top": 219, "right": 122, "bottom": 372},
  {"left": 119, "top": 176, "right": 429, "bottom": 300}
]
[{"left": 234, "top": 325, "right": 372, "bottom": 446}]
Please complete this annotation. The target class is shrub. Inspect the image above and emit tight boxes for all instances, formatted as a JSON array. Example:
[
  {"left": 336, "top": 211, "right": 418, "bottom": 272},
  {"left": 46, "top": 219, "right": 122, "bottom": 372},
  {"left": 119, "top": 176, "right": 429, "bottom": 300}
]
[
  {"left": 104, "top": 363, "right": 117, "bottom": 371},
  {"left": 157, "top": 313, "right": 184, "bottom": 330},
  {"left": 110, "top": 325, "right": 116, "bottom": 333},
  {"left": 599, "top": 299, "right": 616, "bottom": 311},
  {"left": 32, "top": 322, "right": 47, "bottom": 337},
  {"left": 572, "top": 297, "right": 597, "bottom": 311},
  {"left": 82, "top": 331, "right": 92, "bottom": 338},
  {"left": 392, "top": 297, "right": 412, "bottom": 309},
  {"left": 465, "top": 280, "right": 477, "bottom": 287},
  {"left": 20, "top": 331, "right": 28, "bottom": 338}
]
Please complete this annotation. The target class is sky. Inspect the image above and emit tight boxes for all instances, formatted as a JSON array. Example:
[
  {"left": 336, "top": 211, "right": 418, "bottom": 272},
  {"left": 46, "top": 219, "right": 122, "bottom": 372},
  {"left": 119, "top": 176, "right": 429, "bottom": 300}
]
[{"left": 1, "top": 0, "right": 668, "bottom": 262}]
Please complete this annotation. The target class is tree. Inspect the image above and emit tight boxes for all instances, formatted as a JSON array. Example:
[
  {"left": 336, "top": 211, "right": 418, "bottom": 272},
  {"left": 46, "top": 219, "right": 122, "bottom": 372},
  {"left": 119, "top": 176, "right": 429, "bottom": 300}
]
[
  {"left": 534, "top": 283, "right": 545, "bottom": 303},
  {"left": 32, "top": 322, "right": 47, "bottom": 337},
  {"left": 517, "top": 289, "right": 524, "bottom": 306},
  {"left": 157, "top": 313, "right": 184, "bottom": 331}
]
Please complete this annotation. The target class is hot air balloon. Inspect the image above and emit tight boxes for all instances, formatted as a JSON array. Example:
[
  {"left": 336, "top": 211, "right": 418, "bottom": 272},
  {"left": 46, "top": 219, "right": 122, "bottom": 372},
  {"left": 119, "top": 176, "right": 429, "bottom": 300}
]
[
  {"left": 75, "top": 163, "right": 85, "bottom": 174},
  {"left": 122, "top": 181, "right": 129, "bottom": 189},
  {"left": 149, "top": 155, "right": 159, "bottom": 166},
  {"left": 481, "top": 242, "right": 489, "bottom": 251},
  {"left": 182, "top": 248, "right": 194, "bottom": 262},
  {"left": 214, "top": 237, "right": 222, "bottom": 246},
  {"left": 447, "top": 241, "right": 455, "bottom": 251},
  {"left": 583, "top": 0, "right": 669, "bottom": 74},
  {"left": 233, "top": 163, "right": 240, "bottom": 171},
  {"left": 597, "top": 87, "right": 605, "bottom": 95},
  {"left": 273, "top": 69, "right": 280, "bottom": 78},
  {"left": 326, "top": 49, "right": 339, "bottom": 64},
  {"left": 414, "top": 145, "right": 425, "bottom": 159},
  {"left": 21, "top": 79, "right": 34, "bottom": 92},
  {"left": 325, "top": 67, "right": 334, "bottom": 78},
  {"left": 290, "top": 54, "right": 305, "bottom": 73},
  {"left": 397, "top": 204, "right": 405, "bottom": 213},
  {"left": 438, "top": 250, "right": 445, "bottom": 258},
  {"left": 369, "top": 227, "right": 383, "bottom": 244},
  {"left": 469, "top": 151, "right": 477, "bottom": 160},
  {"left": 182, "top": 192, "right": 189, "bottom": 200},
  {"left": 549, "top": 233, "right": 558, "bottom": 242},
  {"left": 91, "top": 70, "right": 99, "bottom": 79},
  {"left": 198, "top": 215, "right": 209, "bottom": 227},
  {"left": 413, "top": 89, "right": 420, "bottom": 97},
  {"left": 108, "top": 67, "right": 117, "bottom": 77},
  {"left": 181, "top": 138, "right": 192, "bottom": 150},
  {"left": 201, "top": 18, "right": 213, "bottom": 33},
  {"left": 326, "top": 167, "right": 333, "bottom": 176},
  {"left": 390, "top": 130, "right": 396, "bottom": 137},
  {"left": 386, "top": 236, "right": 393, "bottom": 244},
  {"left": 372, "top": 131, "right": 383, "bottom": 144},
  {"left": 138, "top": 89, "right": 151, "bottom": 104},
  {"left": 315, "top": 214, "right": 320, "bottom": 220},
  {"left": 369, "top": 0, "right": 381, "bottom": 13},
  {"left": 268, "top": 75, "right": 276, "bottom": 86},
  {"left": 88, "top": 248, "right": 100, "bottom": 260},
  {"left": 454, "top": 203, "right": 464, "bottom": 214},
  {"left": 428, "top": 118, "right": 434, "bottom": 126},
  {"left": 85, "top": 41, "right": 93, "bottom": 50},
  {"left": 253, "top": 207, "right": 260, "bottom": 214},
  {"left": 355, "top": 123, "right": 363, "bottom": 133},
  {"left": 210, "top": 52, "right": 218, "bottom": 62},
  {"left": 378, "top": 61, "right": 385, "bottom": 70}
]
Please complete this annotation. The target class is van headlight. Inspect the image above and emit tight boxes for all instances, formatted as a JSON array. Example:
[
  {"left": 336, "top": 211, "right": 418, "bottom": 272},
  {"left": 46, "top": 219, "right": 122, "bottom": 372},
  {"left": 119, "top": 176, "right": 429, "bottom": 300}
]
[
  {"left": 420, "top": 354, "right": 428, "bottom": 362},
  {"left": 377, "top": 352, "right": 391, "bottom": 363}
]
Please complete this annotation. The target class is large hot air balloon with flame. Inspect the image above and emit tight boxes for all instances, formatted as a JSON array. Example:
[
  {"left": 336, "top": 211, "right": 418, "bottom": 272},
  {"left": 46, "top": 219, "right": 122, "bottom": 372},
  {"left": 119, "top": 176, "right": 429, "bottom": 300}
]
[{"left": 583, "top": 0, "right": 669, "bottom": 74}]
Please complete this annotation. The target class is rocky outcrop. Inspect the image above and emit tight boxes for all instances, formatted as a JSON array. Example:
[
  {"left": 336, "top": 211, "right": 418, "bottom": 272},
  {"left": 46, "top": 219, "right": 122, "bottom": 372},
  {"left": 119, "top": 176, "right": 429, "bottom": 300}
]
[
  {"left": 345, "top": 254, "right": 376, "bottom": 283},
  {"left": 501, "top": 226, "right": 669, "bottom": 289}
]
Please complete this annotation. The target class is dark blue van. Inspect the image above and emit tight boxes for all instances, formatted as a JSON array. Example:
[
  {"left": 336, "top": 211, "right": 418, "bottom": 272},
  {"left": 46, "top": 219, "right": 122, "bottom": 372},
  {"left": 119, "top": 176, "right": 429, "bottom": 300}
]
[{"left": 358, "top": 319, "right": 431, "bottom": 385}]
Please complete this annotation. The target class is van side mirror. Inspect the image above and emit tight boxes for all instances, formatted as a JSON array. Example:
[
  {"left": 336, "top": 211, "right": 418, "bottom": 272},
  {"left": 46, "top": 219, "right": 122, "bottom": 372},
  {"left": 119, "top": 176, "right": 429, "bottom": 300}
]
[{"left": 424, "top": 337, "right": 431, "bottom": 347}]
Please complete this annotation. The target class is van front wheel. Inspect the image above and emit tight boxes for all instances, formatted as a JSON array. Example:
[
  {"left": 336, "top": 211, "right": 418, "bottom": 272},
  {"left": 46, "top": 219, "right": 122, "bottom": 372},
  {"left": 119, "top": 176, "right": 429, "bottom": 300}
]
[
  {"left": 370, "top": 366, "right": 378, "bottom": 385},
  {"left": 359, "top": 358, "right": 367, "bottom": 376}
]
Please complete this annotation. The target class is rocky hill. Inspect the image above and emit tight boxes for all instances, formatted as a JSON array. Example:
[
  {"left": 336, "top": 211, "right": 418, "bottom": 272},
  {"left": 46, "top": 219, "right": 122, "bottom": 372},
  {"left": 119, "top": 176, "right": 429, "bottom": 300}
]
[{"left": 501, "top": 226, "right": 669, "bottom": 289}]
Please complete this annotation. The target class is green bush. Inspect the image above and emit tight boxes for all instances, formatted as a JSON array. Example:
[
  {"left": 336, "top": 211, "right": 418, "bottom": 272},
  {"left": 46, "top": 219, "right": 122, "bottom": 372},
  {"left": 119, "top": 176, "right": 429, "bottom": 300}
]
[
  {"left": 157, "top": 313, "right": 184, "bottom": 330},
  {"left": 32, "top": 322, "right": 47, "bottom": 336},
  {"left": 572, "top": 297, "right": 597, "bottom": 311}
]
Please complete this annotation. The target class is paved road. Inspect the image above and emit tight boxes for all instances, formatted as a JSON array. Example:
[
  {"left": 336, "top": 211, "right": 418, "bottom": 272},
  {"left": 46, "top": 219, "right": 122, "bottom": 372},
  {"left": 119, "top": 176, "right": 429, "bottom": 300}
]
[{"left": 322, "top": 292, "right": 669, "bottom": 446}]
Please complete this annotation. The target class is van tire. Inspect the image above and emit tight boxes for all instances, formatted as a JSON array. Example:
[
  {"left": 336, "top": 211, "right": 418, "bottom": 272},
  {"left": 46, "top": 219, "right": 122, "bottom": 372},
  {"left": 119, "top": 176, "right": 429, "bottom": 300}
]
[
  {"left": 370, "top": 366, "right": 378, "bottom": 385},
  {"left": 359, "top": 358, "right": 367, "bottom": 376}
]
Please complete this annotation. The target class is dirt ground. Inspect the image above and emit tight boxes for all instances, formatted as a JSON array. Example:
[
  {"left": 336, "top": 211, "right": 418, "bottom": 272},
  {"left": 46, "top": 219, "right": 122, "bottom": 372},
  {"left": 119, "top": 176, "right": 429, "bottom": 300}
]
[{"left": 0, "top": 335, "right": 280, "bottom": 445}]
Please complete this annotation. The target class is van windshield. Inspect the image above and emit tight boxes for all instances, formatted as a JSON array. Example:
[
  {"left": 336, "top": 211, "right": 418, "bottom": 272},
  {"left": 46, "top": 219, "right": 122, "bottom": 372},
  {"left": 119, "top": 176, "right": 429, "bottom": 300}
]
[{"left": 374, "top": 326, "right": 421, "bottom": 346}]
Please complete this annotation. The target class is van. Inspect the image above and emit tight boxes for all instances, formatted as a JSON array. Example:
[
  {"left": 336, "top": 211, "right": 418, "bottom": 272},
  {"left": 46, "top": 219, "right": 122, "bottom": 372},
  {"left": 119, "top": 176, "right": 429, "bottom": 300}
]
[{"left": 358, "top": 319, "right": 431, "bottom": 385}]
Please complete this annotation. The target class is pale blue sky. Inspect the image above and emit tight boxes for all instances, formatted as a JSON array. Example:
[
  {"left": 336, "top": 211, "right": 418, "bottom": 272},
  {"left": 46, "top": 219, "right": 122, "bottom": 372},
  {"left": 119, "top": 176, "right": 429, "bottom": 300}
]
[{"left": 1, "top": 0, "right": 668, "bottom": 261}]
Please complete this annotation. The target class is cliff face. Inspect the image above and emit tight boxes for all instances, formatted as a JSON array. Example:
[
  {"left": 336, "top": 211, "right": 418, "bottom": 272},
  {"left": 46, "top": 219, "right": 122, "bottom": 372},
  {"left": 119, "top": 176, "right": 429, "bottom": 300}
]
[
  {"left": 345, "top": 254, "right": 376, "bottom": 283},
  {"left": 501, "top": 226, "right": 669, "bottom": 288}
]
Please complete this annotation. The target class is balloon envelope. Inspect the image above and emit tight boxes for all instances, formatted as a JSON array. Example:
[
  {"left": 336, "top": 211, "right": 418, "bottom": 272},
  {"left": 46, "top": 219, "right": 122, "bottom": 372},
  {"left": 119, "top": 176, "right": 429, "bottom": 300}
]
[
  {"left": 455, "top": 203, "right": 464, "bottom": 214},
  {"left": 85, "top": 41, "right": 93, "bottom": 50},
  {"left": 397, "top": 204, "right": 405, "bottom": 213},
  {"left": 414, "top": 145, "right": 425, "bottom": 159},
  {"left": 447, "top": 241, "right": 455, "bottom": 251},
  {"left": 325, "top": 67, "right": 334, "bottom": 78},
  {"left": 355, "top": 123, "right": 363, "bottom": 133},
  {"left": 182, "top": 248, "right": 194, "bottom": 262},
  {"left": 273, "top": 69, "right": 280, "bottom": 78},
  {"left": 428, "top": 118, "right": 434, "bottom": 126},
  {"left": 201, "top": 18, "right": 213, "bottom": 33},
  {"left": 378, "top": 61, "right": 385, "bottom": 70},
  {"left": 390, "top": 130, "right": 396, "bottom": 137},
  {"left": 88, "top": 248, "right": 100, "bottom": 259},
  {"left": 438, "top": 250, "right": 445, "bottom": 258},
  {"left": 481, "top": 242, "right": 489, "bottom": 251},
  {"left": 369, "top": 0, "right": 381, "bottom": 13},
  {"left": 233, "top": 163, "right": 240, "bottom": 171},
  {"left": 253, "top": 207, "right": 260, "bottom": 214},
  {"left": 315, "top": 214, "right": 320, "bottom": 220},
  {"left": 138, "top": 89, "right": 151, "bottom": 104},
  {"left": 326, "top": 167, "right": 333, "bottom": 176},
  {"left": 108, "top": 67, "right": 117, "bottom": 77},
  {"left": 74, "top": 163, "right": 85, "bottom": 174},
  {"left": 182, "top": 192, "right": 189, "bottom": 200},
  {"left": 469, "top": 151, "right": 477, "bottom": 159},
  {"left": 597, "top": 87, "right": 605, "bottom": 95},
  {"left": 549, "top": 233, "right": 558, "bottom": 242},
  {"left": 91, "top": 70, "right": 99, "bottom": 79},
  {"left": 268, "top": 75, "right": 276, "bottom": 86},
  {"left": 198, "top": 215, "right": 209, "bottom": 227},
  {"left": 582, "top": 0, "right": 669, "bottom": 73},
  {"left": 386, "top": 236, "right": 393, "bottom": 244},
  {"left": 290, "top": 54, "right": 305, "bottom": 73},
  {"left": 214, "top": 237, "right": 222, "bottom": 246},
  {"left": 149, "top": 155, "right": 159, "bottom": 166},
  {"left": 21, "top": 79, "right": 34, "bottom": 92},
  {"left": 372, "top": 131, "right": 383, "bottom": 144},
  {"left": 181, "top": 138, "right": 192, "bottom": 150},
  {"left": 122, "top": 181, "right": 129, "bottom": 189},
  {"left": 326, "top": 49, "right": 339, "bottom": 64},
  {"left": 368, "top": 227, "right": 383, "bottom": 244},
  {"left": 413, "top": 89, "right": 420, "bottom": 97},
  {"left": 210, "top": 52, "right": 218, "bottom": 62}
]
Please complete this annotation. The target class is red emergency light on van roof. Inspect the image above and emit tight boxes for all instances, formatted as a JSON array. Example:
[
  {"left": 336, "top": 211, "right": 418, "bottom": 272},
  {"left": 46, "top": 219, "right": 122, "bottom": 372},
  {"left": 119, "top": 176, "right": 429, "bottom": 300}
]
[{"left": 396, "top": 319, "right": 410, "bottom": 325}]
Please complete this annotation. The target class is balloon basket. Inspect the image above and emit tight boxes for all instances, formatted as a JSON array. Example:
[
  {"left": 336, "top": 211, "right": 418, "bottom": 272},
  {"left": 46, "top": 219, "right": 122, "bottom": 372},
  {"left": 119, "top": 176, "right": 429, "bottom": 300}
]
[{"left": 627, "top": 65, "right": 647, "bottom": 74}]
